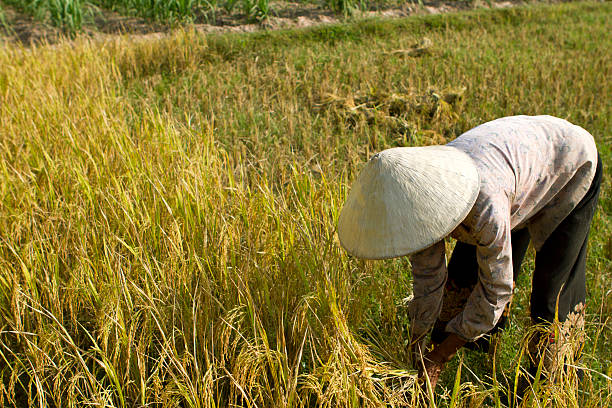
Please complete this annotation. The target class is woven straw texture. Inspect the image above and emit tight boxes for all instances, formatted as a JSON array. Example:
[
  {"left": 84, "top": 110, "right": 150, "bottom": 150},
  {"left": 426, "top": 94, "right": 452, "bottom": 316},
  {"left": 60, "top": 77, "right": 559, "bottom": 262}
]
[{"left": 338, "top": 146, "right": 480, "bottom": 259}]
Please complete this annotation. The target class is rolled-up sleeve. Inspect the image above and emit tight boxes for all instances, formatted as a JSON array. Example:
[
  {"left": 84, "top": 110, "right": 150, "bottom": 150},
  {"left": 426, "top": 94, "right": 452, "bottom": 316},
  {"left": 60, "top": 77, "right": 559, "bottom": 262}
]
[
  {"left": 408, "top": 240, "right": 447, "bottom": 340},
  {"left": 446, "top": 202, "right": 514, "bottom": 341}
]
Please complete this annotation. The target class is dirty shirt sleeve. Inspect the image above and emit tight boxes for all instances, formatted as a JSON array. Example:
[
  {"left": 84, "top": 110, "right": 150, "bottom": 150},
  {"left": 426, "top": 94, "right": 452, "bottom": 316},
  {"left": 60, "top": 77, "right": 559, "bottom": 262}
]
[
  {"left": 446, "top": 200, "right": 514, "bottom": 341},
  {"left": 408, "top": 240, "right": 447, "bottom": 341}
]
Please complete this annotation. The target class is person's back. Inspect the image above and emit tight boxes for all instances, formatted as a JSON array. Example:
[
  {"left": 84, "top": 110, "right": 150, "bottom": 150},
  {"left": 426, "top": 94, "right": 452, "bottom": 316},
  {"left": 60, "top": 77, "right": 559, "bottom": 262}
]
[{"left": 448, "top": 115, "right": 598, "bottom": 248}]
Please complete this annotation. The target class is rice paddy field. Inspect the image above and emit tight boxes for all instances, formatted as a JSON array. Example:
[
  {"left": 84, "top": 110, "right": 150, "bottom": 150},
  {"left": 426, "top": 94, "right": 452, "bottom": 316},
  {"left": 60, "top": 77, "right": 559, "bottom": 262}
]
[{"left": 0, "top": 0, "right": 610, "bottom": 406}]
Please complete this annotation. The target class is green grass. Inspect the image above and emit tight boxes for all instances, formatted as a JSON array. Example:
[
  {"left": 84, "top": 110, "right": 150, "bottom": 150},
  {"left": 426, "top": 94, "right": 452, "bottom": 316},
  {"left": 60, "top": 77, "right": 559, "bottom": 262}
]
[{"left": 0, "top": 1, "right": 610, "bottom": 406}]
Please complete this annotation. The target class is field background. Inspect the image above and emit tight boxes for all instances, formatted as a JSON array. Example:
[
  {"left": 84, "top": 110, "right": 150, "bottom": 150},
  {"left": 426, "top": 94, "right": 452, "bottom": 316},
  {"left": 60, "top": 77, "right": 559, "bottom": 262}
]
[
  {"left": 0, "top": 0, "right": 525, "bottom": 44},
  {"left": 0, "top": 1, "right": 610, "bottom": 406}
]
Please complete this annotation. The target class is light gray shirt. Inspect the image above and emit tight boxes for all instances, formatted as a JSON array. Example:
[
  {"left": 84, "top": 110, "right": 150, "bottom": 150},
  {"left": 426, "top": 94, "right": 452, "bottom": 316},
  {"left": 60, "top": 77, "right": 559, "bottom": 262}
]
[{"left": 408, "top": 115, "right": 598, "bottom": 341}]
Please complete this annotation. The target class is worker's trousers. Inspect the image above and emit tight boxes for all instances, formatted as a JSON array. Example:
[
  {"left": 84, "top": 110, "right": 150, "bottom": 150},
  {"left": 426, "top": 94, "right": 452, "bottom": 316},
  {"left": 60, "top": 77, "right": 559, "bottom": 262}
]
[{"left": 431, "top": 155, "right": 602, "bottom": 374}]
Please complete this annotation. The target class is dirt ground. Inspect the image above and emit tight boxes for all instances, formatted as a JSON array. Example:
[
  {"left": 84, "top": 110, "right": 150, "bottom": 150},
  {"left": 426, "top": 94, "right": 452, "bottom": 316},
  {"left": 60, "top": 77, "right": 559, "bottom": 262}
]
[{"left": 0, "top": 0, "right": 525, "bottom": 46}]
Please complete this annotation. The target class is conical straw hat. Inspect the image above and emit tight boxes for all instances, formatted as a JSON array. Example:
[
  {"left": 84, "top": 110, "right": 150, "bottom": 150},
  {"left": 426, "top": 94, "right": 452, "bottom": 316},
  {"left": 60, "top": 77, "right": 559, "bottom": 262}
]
[{"left": 338, "top": 146, "right": 480, "bottom": 259}]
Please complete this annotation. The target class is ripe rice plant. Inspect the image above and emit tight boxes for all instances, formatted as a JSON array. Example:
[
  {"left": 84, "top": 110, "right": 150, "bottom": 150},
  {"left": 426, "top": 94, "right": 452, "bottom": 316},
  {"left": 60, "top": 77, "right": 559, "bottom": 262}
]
[{"left": 0, "top": 1, "right": 610, "bottom": 406}]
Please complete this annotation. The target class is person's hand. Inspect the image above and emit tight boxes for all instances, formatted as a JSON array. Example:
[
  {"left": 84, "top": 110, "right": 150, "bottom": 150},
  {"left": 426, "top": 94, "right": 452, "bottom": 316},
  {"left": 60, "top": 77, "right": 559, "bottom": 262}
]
[
  {"left": 420, "top": 355, "right": 445, "bottom": 390},
  {"left": 418, "top": 333, "right": 467, "bottom": 391}
]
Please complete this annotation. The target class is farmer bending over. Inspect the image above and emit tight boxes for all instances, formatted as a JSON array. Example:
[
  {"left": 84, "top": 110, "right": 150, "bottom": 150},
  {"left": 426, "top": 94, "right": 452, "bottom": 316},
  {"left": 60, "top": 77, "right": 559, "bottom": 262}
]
[{"left": 337, "top": 115, "right": 602, "bottom": 390}]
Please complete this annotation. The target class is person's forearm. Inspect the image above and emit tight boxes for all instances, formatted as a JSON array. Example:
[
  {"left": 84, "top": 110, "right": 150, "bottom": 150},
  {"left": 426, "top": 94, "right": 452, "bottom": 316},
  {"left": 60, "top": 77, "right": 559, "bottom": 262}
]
[{"left": 408, "top": 240, "right": 447, "bottom": 341}]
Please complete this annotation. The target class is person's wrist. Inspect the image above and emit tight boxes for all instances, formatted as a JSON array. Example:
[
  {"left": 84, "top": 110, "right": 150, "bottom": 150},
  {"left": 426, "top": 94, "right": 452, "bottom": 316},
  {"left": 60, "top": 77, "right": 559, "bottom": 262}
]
[
  {"left": 443, "top": 333, "right": 467, "bottom": 350},
  {"left": 425, "top": 349, "right": 446, "bottom": 365},
  {"left": 432, "top": 333, "right": 467, "bottom": 363}
]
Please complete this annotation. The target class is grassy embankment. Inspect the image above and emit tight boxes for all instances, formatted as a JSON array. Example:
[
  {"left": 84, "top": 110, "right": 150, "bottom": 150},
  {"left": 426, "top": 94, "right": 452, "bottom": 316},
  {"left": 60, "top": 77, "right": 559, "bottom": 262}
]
[{"left": 0, "top": 1, "right": 610, "bottom": 406}]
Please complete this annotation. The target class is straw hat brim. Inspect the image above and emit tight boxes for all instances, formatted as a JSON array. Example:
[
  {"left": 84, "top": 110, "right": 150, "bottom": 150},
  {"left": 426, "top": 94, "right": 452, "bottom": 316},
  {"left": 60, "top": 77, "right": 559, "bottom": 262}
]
[{"left": 338, "top": 146, "right": 480, "bottom": 259}]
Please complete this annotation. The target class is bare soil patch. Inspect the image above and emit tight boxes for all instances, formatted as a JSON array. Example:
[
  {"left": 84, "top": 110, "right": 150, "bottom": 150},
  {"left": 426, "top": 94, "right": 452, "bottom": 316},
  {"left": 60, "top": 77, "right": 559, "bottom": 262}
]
[{"left": 0, "top": 4, "right": 63, "bottom": 45}]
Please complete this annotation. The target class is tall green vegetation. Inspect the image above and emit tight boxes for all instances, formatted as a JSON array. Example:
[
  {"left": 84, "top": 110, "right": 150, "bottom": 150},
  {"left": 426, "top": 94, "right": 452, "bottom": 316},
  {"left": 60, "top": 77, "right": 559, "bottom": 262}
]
[
  {"left": 91, "top": 0, "right": 271, "bottom": 22},
  {"left": 325, "top": 0, "right": 367, "bottom": 16},
  {"left": 93, "top": 0, "right": 200, "bottom": 22},
  {"left": 0, "top": 1, "right": 610, "bottom": 406},
  {"left": 0, "top": 3, "right": 8, "bottom": 31},
  {"left": 2, "top": 0, "right": 83, "bottom": 32}
]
